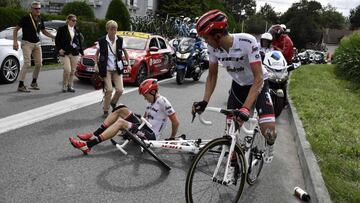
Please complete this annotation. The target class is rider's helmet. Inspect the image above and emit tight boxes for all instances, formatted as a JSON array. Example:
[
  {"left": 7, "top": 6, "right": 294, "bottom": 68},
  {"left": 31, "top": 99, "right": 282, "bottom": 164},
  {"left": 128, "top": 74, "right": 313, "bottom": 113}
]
[
  {"left": 261, "top": 32, "right": 273, "bottom": 41},
  {"left": 196, "top": 9, "right": 228, "bottom": 36},
  {"left": 194, "top": 16, "right": 199, "bottom": 23},
  {"left": 138, "top": 78, "right": 158, "bottom": 95},
  {"left": 189, "top": 28, "right": 198, "bottom": 38},
  {"left": 268, "top": 24, "right": 284, "bottom": 39},
  {"left": 260, "top": 32, "right": 273, "bottom": 48},
  {"left": 183, "top": 17, "right": 191, "bottom": 23}
]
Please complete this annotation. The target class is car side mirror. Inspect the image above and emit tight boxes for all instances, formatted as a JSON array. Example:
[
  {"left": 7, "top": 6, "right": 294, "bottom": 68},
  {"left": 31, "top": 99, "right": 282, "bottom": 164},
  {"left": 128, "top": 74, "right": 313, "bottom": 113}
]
[{"left": 150, "top": 46, "right": 159, "bottom": 52}]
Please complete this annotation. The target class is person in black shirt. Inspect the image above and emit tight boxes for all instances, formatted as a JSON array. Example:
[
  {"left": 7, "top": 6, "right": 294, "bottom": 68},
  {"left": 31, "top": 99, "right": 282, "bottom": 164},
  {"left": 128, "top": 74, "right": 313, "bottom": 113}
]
[
  {"left": 55, "top": 14, "right": 83, "bottom": 93},
  {"left": 13, "top": 1, "right": 55, "bottom": 92}
]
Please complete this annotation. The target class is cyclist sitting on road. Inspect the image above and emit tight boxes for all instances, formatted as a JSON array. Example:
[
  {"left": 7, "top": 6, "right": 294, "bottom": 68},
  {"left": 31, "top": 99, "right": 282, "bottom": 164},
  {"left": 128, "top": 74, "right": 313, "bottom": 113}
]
[
  {"left": 191, "top": 10, "right": 277, "bottom": 163},
  {"left": 69, "top": 78, "right": 180, "bottom": 154}
]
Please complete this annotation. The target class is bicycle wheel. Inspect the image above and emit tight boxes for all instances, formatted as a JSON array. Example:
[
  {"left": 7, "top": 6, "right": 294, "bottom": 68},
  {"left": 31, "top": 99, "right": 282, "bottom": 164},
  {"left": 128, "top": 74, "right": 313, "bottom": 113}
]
[
  {"left": 125, "top": 130, "right": 171, "bottom": 171},
  {"left": 246, "top": 128, "right": 265, "bottom": 185},
  {"left": 185, "top": 137, "right": 246, "bottom": 203}
]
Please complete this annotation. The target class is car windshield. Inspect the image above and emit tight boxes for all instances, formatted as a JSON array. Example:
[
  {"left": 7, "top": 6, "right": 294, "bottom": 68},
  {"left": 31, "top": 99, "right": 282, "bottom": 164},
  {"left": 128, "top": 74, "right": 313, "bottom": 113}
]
[{"left": 123, "top": 36, "right": 147, "bottom": 50}]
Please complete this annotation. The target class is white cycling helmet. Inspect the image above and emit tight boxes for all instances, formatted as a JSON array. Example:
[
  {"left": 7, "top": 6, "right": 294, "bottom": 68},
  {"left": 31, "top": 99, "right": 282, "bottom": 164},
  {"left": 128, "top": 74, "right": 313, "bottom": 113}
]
[
  {"left": 261, "top": 32, "right": 273, "bottom": 41},
  {"left": 189, "top": 28, "right": 198, "bottom": 38}
]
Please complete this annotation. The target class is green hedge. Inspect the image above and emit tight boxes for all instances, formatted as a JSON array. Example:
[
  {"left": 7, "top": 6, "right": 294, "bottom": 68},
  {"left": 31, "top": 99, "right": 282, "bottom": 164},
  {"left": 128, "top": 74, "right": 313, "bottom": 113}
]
[
  {"left": 333, "top": 31, "right": 360, "bottom": 83},
  {"left": 78, "top": 19, "right": 107, "bottom": 47},
  {"left": 105, "top": 0, "right": 130, "bottom": 31},
  {"left": 0, "top": 7, "right": 27, "bottom": 30}
]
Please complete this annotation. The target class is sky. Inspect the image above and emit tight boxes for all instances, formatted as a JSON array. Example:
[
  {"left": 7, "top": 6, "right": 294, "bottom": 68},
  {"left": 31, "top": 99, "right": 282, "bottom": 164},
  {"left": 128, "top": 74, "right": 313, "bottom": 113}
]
[{"left": 255, "top": 0, "right": 360, "bottom": 17}]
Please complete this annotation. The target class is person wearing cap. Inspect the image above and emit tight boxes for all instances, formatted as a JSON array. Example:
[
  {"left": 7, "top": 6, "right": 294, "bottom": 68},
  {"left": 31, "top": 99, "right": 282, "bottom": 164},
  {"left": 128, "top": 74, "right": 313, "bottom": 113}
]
[
  {"left": 13, "top": 1, "right": 55, "bottom": 92},
  {"left": 69, "top": 78, "right": 180, "bottom": 155},
  {"left": 192, "top": 9, "right": 277, "bottom": 164}
]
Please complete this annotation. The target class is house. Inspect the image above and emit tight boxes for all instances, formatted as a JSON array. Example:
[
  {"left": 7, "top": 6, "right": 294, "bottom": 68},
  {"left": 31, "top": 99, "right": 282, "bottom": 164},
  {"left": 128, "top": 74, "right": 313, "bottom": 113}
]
[{"left": 20, "top": 0, "right": 159, "bottom": 18}]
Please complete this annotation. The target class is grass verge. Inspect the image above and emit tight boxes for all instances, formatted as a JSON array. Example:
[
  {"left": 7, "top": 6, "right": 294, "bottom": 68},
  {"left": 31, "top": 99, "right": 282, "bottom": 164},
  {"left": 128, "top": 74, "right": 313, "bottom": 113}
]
[{"left": 289, "top": 64, "right": 360, "bottom": 203}]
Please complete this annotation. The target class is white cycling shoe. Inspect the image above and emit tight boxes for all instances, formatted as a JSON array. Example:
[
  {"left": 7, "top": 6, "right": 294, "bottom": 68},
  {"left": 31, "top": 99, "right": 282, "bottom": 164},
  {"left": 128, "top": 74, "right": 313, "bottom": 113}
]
[{"left": 264, "top": 143, "right": 274, "bottom": 164}]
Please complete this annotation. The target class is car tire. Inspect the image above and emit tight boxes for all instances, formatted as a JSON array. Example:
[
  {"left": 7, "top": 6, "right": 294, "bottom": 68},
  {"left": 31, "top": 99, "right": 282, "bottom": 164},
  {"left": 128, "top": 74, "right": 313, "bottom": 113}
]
[
  {"left": 0, "top": 56, "right": 20, "bottom": 84},
  {"left": 135, "top": 63, "right": 147, "bottom": 86}
]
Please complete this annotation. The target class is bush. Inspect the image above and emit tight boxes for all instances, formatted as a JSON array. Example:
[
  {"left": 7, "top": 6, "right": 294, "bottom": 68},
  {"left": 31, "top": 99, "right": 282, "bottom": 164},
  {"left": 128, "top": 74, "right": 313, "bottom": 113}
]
[
  {"left": 333, "top": 31, "right": 360, "bottom": 83},
  {"left": 105, "top": 0, "right": 130, "bottom": 31},
  {"left": 77, "top": 19, "right": 107, "bottom": 47},
  {"left": 61, "top": 1, "right": 95, "bottom": 21},
  {"left": 0, "top": 7, "right": 27, "bottom": 30}
]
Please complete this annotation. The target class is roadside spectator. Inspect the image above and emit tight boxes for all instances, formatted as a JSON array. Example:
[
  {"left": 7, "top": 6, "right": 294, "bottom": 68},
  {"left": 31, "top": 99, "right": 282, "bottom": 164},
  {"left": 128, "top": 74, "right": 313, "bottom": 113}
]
[
  {"left": 55, "top": 14, "right": 84, "bottom": 93},
  {"left": 13, "top": 1, "right": 55, "bottom": 92},
  {"left": 95, "top": 20, "right": 130, "bottom": 118}
]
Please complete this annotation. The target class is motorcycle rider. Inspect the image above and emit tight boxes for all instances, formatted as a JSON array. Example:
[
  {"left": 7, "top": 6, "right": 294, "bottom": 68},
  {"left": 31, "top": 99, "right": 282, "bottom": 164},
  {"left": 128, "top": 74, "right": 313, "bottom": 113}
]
[
  {"left": 269, "top": 24, "right": 294, "bottom": 64},
  {"left": 192, "top": 9, "right": 276, "bottom": 164},
  {"left": 259, "top": 32, "right": 273, "bottom": 61}
]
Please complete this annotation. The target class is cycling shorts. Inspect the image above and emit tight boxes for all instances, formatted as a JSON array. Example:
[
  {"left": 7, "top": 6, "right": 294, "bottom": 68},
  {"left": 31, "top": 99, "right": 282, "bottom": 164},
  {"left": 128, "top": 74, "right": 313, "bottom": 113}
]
[{"left": 227, "top": 80, "right": 275, "bottom": 124}]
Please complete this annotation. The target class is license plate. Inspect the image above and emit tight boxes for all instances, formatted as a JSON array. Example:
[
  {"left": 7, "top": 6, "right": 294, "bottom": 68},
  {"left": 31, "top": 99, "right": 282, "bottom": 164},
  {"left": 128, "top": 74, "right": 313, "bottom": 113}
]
[{"left": 86, "top": 67, "right": 95, "bottom": 72}]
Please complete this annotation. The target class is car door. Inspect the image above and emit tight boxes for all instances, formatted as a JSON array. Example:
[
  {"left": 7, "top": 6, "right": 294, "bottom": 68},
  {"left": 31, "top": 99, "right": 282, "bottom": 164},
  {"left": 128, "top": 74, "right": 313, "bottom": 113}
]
[
  {"left": 148, "top": 37, "right": 162, "bottom": 75},
  {"left": 157, "top": 37, "right": 172, "bottom": 74}
]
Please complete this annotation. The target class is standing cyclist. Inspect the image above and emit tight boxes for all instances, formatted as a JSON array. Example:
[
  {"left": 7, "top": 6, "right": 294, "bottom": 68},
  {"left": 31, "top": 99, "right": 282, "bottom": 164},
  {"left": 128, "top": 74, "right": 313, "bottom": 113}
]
[{"left": 191, "top": 10, "right": 276, "bottom": 163}]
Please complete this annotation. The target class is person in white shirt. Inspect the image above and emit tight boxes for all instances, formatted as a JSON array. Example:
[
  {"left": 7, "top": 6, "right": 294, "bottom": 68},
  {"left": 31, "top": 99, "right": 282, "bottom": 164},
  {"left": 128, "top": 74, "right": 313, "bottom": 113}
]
[
  {"left": 95, "top": 20, "right": 130, "bottom": 117},
  {"left": 69, "top": 78, "right": 180, "bottom": 155},
  {"left": 192, "top": 10, "right": 277, "bottom": 163}
]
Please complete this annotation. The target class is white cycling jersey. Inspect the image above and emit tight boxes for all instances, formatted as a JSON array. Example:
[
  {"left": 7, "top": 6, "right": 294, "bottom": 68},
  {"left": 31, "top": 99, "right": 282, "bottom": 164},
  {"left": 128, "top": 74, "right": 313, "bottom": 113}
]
[
  {"left": 208, "top": 33, "right": 268, "bottom": 86},
  {"left": 144, "top": 95, "right": 175, "bottom": 140}
]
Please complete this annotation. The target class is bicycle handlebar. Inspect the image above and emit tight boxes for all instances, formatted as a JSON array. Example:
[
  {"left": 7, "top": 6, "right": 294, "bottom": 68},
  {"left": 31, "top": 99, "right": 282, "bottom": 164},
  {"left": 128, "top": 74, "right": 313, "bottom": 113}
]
[{"left": 198, "top": 107, "right": 256, "bottom": 135}]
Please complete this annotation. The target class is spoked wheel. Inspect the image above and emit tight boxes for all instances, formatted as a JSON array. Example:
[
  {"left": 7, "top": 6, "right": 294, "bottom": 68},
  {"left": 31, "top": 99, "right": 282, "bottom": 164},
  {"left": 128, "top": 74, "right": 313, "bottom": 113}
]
[
  {"left": 124, "top": 130, "right": 171, "bottom": 171},
  {"left": 185, "top": 137, "right": 246, "bottom": 203},
  {"left": 246, "top": 128, "right": 265, "bottom": 185}
]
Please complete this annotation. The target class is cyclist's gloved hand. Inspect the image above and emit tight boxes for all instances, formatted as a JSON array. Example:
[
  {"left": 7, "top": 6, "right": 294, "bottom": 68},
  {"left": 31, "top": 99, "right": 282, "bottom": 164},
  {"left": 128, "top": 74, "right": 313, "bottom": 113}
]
[
  {"left": 192, "top": 100, "right": 208, "bottom": 114},
  {"left": 234, "top": 107, "right": 250, "bottom": 122},
  {"left": 191, "top": 100, "right": 208, "bottom": 123}
]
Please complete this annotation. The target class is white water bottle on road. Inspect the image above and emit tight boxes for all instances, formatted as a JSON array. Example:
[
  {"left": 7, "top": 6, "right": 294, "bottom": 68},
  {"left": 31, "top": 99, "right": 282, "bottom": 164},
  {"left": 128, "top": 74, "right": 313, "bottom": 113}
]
[{"left": 294, "top": 186, "right": 310, "bottom": 201}]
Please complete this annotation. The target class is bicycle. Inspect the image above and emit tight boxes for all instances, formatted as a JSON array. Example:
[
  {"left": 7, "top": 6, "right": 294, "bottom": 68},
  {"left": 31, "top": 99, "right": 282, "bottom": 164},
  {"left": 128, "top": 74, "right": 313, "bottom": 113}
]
[
  {"left": 185, "top": 107, "right": 266, "bottom": 203},
  {"left": 109, "top": 117, "right": 211, "bottom": 171},
  {"left": 110, "top": 117, "right": 172, "bottom": 171}
]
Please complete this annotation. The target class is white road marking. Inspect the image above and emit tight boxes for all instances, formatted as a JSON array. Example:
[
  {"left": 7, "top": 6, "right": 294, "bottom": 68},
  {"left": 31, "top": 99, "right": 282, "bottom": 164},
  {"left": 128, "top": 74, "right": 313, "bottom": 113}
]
[{"left": 0, "top": 77, "right": 174, "bottom": 135}]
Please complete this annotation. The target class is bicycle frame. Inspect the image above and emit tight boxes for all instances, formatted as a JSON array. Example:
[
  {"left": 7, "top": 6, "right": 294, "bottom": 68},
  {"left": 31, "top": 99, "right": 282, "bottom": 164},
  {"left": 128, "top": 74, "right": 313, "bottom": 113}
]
[
  {"left": 198, "top": 107, "right": 259, "bottom": 185},
  {"left": 112, "top": 117, "right": 210, "bottom": 155}
]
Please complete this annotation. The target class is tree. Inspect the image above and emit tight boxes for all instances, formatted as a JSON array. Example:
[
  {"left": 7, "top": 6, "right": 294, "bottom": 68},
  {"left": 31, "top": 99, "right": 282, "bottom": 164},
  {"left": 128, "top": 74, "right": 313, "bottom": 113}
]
[
  {"left": 105, "top": 0, "right": 130, "bottom": 31},
  {"left": 223, "top": 0, "right": 256, "bottom": 21},
  {"left": 158, "top": 0, "right": 205, "bottom": 17},
  {"left": 259, "top": 3, "right": 279, "bottom": 24},
  {"left": 349, "top": 5, "right": 360, "bottom": 30},
  {"left": 321, "top": 4, "right": 345, "bottom": 29},
  {"left": 0, "top": 0, "right": 20, "bottom": 8},
  {"left": 245, "top": 14, "right": 267, "bottom": 34},
  {"left": 281, "top": 0, "right": 323, "bottom": 49},
  {"left": 61, "top": 1, "right": 95, "bottom": 20}
]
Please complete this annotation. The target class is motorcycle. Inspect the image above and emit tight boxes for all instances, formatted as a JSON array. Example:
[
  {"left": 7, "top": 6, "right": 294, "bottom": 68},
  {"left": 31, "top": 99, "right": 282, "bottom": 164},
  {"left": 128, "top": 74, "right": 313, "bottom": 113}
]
[
  {"left": 174, "top": 37, "right": 208, "bottom": 84},
  {"left": 262, "top": 50, "right": 299, "bottom": 117}
]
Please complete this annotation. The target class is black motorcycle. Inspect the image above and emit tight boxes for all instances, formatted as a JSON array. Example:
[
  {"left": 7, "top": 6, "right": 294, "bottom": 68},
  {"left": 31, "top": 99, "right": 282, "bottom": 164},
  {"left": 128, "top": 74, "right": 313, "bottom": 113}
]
[{"left": 174, "top": 37, "right": 208, "bottom": 84}]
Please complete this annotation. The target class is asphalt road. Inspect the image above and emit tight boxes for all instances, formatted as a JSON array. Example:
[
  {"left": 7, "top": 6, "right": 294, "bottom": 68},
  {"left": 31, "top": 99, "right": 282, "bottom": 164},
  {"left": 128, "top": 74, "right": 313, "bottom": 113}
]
[{"left": 0, "top": 68, "right": 306, "bottom": 202}]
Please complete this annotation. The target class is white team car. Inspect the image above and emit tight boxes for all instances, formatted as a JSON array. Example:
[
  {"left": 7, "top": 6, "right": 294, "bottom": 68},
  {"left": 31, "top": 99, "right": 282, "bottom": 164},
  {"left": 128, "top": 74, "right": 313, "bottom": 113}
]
[{"left": 0, "top": 38, "right": 23, "bottom": 84}]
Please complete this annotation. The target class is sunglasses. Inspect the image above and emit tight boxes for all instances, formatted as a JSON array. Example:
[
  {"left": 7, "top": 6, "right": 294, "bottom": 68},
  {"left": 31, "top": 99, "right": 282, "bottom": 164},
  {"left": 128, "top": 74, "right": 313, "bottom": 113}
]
[
  {"left": 32, "top": 7, "right": 41, "bottom": 10},
  {"left": 71, "top": 19, "right": 77, "bottom": 22}
]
